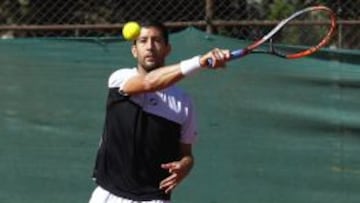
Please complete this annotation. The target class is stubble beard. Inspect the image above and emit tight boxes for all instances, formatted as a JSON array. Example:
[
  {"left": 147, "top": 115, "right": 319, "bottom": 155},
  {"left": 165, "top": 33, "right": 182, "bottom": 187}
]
[{"left": 140, "top": 58, "right": 165, "bottom": 73}]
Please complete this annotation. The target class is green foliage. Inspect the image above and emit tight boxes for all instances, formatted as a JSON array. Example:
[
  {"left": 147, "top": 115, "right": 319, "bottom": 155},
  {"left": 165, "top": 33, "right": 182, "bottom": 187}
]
[{"left": 268, "top": 0, "right": 296, "bottom": 20}]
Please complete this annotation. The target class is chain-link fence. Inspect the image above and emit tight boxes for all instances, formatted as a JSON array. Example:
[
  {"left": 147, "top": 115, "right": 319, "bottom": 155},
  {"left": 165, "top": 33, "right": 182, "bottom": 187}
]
[{"left": 0, "top": 0, "right": 359, "bottom": 49}]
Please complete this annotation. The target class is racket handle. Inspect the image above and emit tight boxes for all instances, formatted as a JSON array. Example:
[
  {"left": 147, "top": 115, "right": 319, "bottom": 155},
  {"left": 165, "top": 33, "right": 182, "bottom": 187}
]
[
  {"left": 206, "top": 49, "right": 246, "bottom": 67},
  {"left": 230, "top": 49, "right": 247, "bottom": 59}
]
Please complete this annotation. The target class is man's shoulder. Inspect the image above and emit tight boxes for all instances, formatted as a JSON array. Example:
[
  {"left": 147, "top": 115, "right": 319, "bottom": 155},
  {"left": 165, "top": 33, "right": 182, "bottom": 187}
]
[
  {"left": 108, "top": 67, "right": 137, "bottom": 88},
  {"left": 109, "top": 67, "right": 137, "bottom": 78}
]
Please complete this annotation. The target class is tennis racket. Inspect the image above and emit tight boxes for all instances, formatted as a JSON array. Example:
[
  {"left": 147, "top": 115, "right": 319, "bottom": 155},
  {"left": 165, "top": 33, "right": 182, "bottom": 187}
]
[{"left": 208, "top": 5, "right": 337, "bottom": 66}]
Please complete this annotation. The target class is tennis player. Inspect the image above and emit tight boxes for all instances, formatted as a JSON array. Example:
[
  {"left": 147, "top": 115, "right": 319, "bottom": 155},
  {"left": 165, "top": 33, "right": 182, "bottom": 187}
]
[{"left": 89, "top": 20, "right": 230, "bottom": 203}]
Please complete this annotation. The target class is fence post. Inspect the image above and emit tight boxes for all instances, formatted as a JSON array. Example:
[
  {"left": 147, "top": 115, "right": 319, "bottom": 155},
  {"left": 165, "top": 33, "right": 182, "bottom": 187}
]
[
  {"left": 337, "top": 23, "right": 342, "bottom": 49},
  {"left": 205, "top": 0, "right": 214, "bottom": 34}
]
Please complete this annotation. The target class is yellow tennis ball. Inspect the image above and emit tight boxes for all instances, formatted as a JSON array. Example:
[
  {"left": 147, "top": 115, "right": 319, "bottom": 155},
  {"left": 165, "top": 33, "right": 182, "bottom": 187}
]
[{"left": 122, "top": 21, "right": 141, "bottom": 41}]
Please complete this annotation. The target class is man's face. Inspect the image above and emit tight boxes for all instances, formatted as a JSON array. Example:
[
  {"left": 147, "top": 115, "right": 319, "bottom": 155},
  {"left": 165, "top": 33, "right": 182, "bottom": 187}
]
[{"left": 132, "top": 26, "right": 171, "bottom": 72}]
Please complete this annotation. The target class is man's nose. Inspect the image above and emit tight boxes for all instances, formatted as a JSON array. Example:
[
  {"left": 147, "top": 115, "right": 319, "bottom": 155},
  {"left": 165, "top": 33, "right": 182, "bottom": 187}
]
[{"left": 145, "top": 39, "right": 155, "bottom": 49}]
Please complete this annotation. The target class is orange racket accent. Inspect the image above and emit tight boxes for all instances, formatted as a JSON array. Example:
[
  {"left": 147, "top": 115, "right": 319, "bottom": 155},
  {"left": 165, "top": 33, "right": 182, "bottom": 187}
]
[{"left": 286, "top": 6, "right": 337, "bottom": 59}]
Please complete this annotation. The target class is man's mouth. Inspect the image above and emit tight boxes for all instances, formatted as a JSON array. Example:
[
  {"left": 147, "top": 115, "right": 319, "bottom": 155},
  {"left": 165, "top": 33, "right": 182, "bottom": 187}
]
[{"left": 145, "top": 55, "right": 155, "bottom": 61}]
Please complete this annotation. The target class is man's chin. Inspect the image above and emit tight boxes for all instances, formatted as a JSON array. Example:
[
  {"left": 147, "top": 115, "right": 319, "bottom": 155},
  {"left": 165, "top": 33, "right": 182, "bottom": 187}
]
[{"left": 144, "top": 62, "right": 159, "bottom": 71}]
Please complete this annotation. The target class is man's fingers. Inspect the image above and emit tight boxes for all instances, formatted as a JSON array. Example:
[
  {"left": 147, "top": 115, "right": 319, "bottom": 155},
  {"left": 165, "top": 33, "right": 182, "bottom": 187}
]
[
  {"left": 159, "top": 160, "right": 189, "bottom": 193},
  {"left": 159, "top": 174, "right": 177, "bottom": 191},
  {"left": 202, "top": 48, "right": 230, "bottom": 68},
  {"left": 160, "top": 180, "right": 177, "bottom": 194},
  {"left": 161, "top": 162, "right": 176, "bottom": 169},
  {"left": 164, "top": 184, "right": 176, "bottom": 194},
  {"left": 161, "top": 162, "right": 180, "bottom": 173}
]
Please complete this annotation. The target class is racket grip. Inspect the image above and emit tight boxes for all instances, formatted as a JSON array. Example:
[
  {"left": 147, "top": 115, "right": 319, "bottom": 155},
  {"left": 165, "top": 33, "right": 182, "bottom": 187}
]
[{"left": 206, "top": 49, "right": 246, "bottom": 67}]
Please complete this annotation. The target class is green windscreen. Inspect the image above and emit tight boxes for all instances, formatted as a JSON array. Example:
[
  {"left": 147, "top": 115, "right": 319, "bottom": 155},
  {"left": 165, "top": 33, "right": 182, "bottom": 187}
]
[{"left": 1, "top": 28, "right": 359, "bottom": 203}]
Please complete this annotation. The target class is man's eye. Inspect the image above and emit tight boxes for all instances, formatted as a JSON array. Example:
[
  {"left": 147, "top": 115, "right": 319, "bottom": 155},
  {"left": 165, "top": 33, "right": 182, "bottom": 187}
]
[{"left": 154, "top": 38, "right": 164, "bottom": 43}]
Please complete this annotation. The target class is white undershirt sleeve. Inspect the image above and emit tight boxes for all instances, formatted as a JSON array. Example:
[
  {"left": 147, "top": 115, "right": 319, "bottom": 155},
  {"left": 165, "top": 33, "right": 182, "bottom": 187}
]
[{"left": 108, "top": 68, "right": 137, "bottom": 89}]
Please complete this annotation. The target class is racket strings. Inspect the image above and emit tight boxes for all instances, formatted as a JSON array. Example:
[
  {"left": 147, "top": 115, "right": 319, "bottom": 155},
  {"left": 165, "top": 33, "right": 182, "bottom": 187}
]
[
  {"left": 229, "top": 6, "right": 336, "bottom": 60},
  {"left": 271, "top": 9, "right": 334, "bottom": 54}
]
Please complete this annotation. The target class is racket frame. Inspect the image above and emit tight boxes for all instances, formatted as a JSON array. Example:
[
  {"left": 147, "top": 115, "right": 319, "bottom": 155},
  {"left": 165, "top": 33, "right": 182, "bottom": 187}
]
[{"left": 228, "top": 5, "right": 337, "bottom": 61}]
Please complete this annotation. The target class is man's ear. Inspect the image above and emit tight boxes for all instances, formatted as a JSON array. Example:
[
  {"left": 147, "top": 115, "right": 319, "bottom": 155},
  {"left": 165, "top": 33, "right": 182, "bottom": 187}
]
[
  {"left": 165, "top": 44, "right": 171, "bottom": 57},
  {"left": 131, "top": 44, "right": 138, "bottom": 58}
]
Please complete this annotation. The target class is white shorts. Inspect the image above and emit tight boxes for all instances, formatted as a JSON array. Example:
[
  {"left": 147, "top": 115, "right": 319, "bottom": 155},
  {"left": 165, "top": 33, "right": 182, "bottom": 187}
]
[{"left": 88, "top": 186, "right": 171, "bottom": 203}]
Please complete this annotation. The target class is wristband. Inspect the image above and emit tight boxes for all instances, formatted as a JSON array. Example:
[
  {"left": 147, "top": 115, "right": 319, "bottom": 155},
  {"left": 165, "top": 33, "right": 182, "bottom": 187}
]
[{"left": 180, "top": 56, "right": 201, "bottom": 76}]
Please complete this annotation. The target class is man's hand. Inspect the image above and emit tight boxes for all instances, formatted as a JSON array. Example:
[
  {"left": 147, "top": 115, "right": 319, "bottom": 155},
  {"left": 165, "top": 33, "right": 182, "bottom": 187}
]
[
  {"left": 159, "top": 156, "right": 193, "bottom": 194},
  {"left": 200, "top": 48, "right": 231, "bottom": 68}
]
